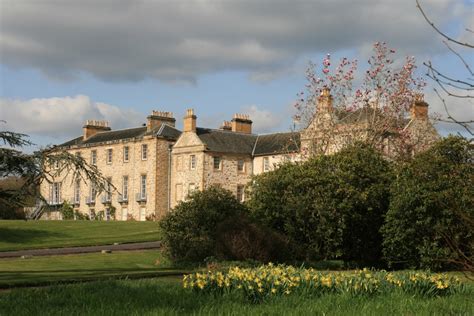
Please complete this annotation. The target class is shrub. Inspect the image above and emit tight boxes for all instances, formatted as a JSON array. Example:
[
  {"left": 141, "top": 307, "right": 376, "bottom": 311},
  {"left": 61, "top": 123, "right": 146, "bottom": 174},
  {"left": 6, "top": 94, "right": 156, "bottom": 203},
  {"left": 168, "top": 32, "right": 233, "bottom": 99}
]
[
  {"left": 382, "top": 136, "right": 474, "bottom": 270},
  {"left": 248, "top": 143, "right": 393, "bottom": 266},
  {"left": 160, "top": 186, "right": 247, "bottom": 262},
  {"left": 60, "top": 201, "right": 74, "bottom": 220},
  {"left": 215, "top": 214, "right": 292, "bottom": 263}
]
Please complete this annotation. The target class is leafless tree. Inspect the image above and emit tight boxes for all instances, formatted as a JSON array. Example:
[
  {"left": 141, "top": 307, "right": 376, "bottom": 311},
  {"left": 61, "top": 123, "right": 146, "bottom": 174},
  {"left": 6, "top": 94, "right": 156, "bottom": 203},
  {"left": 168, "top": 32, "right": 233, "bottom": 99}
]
[{"left": 416, "top": 0, "right": 473, "bottom": 136}]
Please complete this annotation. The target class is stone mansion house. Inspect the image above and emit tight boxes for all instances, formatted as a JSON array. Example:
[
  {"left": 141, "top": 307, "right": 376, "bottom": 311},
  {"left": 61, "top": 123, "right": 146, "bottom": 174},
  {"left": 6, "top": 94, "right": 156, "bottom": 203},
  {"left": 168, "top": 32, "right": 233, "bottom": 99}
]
[{"left": 40, "top": 89, "right": 439, "bottom": 221}]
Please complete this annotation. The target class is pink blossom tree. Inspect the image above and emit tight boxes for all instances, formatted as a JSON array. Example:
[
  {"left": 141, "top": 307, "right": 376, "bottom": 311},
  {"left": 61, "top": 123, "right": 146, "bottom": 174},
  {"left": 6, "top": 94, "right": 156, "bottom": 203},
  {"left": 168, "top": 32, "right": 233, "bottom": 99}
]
[{"left": 295, "top": 42, "right": 430, "bottom": 159}]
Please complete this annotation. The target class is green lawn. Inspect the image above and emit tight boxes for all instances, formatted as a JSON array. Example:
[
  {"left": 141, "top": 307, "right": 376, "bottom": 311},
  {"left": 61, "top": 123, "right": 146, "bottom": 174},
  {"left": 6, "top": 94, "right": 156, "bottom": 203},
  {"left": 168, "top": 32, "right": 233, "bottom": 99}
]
[
  {"left": 0, "top": 220, "right": 161, "bottom": 252},
  {"left": 1, "top": 277, "right": 472, "bottom": 315},
  {"left": 0, "top": 250, "right": 187, "bottom": 288}
]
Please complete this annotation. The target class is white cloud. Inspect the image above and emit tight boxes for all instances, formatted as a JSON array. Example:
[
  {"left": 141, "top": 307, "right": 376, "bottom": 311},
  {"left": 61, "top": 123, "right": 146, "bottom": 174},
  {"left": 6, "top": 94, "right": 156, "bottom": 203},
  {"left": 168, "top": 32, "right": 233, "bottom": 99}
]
[
  {"left": 0, "top": 0, "right": 468, "bottom": 82},
  {"left": 0, "top": 95, "right": 144, "bottom": 141},
  {"left": 240, "top": 105, "right": 287, "bottom": 133}
]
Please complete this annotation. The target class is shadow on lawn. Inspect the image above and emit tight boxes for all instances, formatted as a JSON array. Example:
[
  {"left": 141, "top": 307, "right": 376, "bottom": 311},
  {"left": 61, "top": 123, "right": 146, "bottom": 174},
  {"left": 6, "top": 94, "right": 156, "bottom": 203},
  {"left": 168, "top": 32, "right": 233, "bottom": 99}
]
[
  {"left": 0, "top": 227, "right": 68, "bottom": 244},
  {"left": 12, "top": 280, "right": 207, "bottom": 314}
]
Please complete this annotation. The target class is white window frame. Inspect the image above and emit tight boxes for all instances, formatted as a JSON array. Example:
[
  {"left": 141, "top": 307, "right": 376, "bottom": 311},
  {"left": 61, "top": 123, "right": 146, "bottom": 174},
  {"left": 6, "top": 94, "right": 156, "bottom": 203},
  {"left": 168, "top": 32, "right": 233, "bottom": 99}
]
[
  {"left": 50, "top": 182, "right": 61, "bottom": 204},
  {"left": 122, "top": 176, "right": 129, "bottom": 201},
  {"left": 123, "top": 146, "right": 129, "bottom": 162},
  {"left": 106, "top": 148, "right": 113, "bottom": 164},
  {"left": 236, "top": 185, "right": 245, "bottom": 203},
  {"left": 190, "top": 155, "right": 196, "bottom": 170},
  {"left": 105, "top": 177, "right": 112, "bottom": 201},
  {"left": 90, "top": 184, "right": 97, "bottom": 203},
  {"left": 237, "top": 159, "right": 245, "bottom": 172},
  {"left": 188, "top": 183, "right": 196, "bottom": 197},
  {"left": 140, "top": 174, "right": 147, "bottom": 199},
  {"left": 91, "top": 150, "right": 97, "bottom": 165},
  {"left": 263, "top": 157, "right": 270, "bottom": 172},
  {"left": 74, "top": 179, "right": 81, "bottom": 204},
  {"left": 141, "top": 144, "right": 148, "bottom": 160},
  {"left": 213, "top": 156, "right": 221, "bottom": 170}
]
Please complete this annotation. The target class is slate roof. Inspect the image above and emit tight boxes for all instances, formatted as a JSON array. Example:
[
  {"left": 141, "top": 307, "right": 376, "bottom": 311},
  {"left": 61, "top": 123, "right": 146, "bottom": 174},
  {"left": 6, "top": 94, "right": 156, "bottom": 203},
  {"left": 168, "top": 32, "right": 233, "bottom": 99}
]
[
  {"left": 196, "top": 128, "right": 257, "bottom": 155},
  {"left": 193, "top": 128, "right": 300, "bottom": 156},
  {"left": 253, "top": 132, "right": 300, "bottom": 156},
  {"left": 58, "top": 124, "right": 181, "bottom": 148},
  {"left": 59, "top": 122, "right": 299, "bottom": 157}
]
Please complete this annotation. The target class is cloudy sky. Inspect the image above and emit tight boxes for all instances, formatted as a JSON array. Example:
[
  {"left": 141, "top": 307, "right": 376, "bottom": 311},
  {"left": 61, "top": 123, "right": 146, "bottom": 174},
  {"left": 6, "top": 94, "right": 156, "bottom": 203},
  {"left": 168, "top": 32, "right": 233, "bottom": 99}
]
[{"left": 1, "top": 0, "right": 472, "bottom": 148}]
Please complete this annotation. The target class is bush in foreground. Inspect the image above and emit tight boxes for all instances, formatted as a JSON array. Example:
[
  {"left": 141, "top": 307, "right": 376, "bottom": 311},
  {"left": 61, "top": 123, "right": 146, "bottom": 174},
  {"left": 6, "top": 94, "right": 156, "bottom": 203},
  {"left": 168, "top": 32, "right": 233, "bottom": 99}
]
[
  {"left": 160, "top": 186, "right": 247, "bottom": 262},
  {"left": 248, "top": 143, "right": 393, "bottom": 266},
  {"left": 382, "top": 136, "right": 473, "bottom": 270}
]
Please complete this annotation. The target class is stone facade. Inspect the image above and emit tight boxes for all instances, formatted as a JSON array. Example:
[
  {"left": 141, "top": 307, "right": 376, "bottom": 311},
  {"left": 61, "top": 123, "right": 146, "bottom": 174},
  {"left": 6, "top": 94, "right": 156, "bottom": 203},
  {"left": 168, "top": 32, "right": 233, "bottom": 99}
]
[
  {"left": 41, "top": 113, "right": 179, "bottom": 221},
  {"left": 41, "top": 90, "right": 440, "bottom": 220}
]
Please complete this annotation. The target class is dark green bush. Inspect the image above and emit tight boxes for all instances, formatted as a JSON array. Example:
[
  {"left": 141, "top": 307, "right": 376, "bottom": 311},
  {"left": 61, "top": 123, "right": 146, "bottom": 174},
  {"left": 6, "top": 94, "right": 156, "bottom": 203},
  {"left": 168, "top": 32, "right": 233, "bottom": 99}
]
[
  {"left": 160, "top": 186, "right": 247, "bottom": 262},
  {"left": 382, "top": 136, "right": 473, "bottom": 270},
  {"left": 215, "top": 214, "right": 292, "bottom": 263},
  {"left": 248, "top": 143, "right": 393, "bottom": 266}
]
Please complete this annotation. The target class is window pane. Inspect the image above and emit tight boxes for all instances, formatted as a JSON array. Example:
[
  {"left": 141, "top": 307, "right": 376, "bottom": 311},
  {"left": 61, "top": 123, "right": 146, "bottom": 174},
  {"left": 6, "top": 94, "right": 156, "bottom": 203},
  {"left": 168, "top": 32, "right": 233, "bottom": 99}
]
[
  {"left": 237, "top": 160, "right": 245, "bottom": 172},
  {"left": 213, "top": 157, "right": 221, "bottom": 170},
  {"left": 124, "top": 146, "right": 129, "bottom": 162}
]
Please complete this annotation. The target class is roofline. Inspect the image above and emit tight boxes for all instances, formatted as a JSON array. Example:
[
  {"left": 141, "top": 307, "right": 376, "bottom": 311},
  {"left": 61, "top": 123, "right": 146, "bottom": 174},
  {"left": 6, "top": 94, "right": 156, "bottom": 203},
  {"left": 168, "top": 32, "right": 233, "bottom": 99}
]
[
  {"left": 196, "top": 126, "right": 257, "bottom": 136},
  {"left": 252, "top": 135, "right": 259, "bottom": 156}
]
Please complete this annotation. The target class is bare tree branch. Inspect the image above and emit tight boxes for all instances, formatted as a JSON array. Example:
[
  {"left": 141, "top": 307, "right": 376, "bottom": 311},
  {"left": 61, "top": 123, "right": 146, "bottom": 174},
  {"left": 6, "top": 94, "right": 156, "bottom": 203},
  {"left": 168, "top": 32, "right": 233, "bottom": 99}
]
[{"left": 416, "top": 0, "right": 474, "bottom": 48}]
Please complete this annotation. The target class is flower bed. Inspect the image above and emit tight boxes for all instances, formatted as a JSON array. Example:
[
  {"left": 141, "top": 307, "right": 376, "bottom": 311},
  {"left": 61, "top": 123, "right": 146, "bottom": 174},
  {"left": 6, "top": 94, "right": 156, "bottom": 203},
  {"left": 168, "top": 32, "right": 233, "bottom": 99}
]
[{"left": 183, "top": 264, "right": 464, "bottom": 302}]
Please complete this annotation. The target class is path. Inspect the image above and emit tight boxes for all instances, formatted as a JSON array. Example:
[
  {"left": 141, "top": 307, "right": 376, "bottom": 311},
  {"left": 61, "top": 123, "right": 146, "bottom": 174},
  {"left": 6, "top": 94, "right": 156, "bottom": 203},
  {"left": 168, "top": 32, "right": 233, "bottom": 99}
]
[{"left": 0, "top": 241, "right": 161, "bottom": 258}]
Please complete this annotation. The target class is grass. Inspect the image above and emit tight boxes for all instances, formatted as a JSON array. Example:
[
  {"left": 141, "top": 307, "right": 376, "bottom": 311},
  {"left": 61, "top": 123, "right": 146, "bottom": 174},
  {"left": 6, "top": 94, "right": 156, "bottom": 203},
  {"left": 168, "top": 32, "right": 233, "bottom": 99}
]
[
  {"left": 0, "top": 250, "right": 189, "bottom": 288},
  {"left": 0, "top": 220, "right": 161, "bottom": 252},
  {"left": 0, "top": 277, "right": 472, "bottom": 315}
]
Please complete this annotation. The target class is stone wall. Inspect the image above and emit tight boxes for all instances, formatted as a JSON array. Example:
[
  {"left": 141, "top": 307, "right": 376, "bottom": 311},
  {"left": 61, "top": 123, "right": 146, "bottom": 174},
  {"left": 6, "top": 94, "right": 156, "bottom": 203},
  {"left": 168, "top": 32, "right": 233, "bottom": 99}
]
[{"left": 40, "top": 135, "right": 172, "bottom": 221}]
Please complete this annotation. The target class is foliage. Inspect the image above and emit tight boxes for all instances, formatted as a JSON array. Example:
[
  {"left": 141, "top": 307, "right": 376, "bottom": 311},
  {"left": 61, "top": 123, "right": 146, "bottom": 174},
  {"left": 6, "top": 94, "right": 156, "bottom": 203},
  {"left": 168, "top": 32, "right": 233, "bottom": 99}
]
[
  {"left": 60, "top": 201, "right": 74, "bottom": 220},
  {"left": 184, "top": 264, "right": 465, "bottom": 303},
  {"left": 382, "top": 136, "right": 474, "bottom": 271},
  {"left": 160, "top": 186, "right": 247, "bottom": 262},
  {"left": 248, "top": 143, "right": 393, "bottom": 265},
  {"left": 294, "top": 42, "right": 426, "bottom": 158},
  {"left": 215, "top": 214, "right": 292, "bottom": 263},
  {"left": 0, "top": 278, "right": 472, "bottom": 315},
  {"left": 0, "top": 129, "right": 110, "bottom": 209}
]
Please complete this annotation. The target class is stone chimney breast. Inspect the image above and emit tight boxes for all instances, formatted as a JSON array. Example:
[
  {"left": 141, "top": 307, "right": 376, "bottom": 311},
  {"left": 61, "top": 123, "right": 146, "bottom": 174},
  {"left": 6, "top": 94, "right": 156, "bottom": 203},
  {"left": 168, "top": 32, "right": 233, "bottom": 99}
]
[
  {"left": 147, "top": 111, "right": 176, "bottom": 132},
  {"left": 317, "top": 87, "right": 333, "bottom": 113},
  {"left": 220, "top": 121, "right": 232, "bottom": 131},
  {"left": 83, "top": 120, "right": 111, "bottom": 140},
  {"left": 231, "top": 113, "right": 252, "bottom": 134},
  {"left": 183, "top": 109, "right": 197, "bottom": 133},
  {"left": 411, "top": 94, "right": 429, "bottom": 120}
]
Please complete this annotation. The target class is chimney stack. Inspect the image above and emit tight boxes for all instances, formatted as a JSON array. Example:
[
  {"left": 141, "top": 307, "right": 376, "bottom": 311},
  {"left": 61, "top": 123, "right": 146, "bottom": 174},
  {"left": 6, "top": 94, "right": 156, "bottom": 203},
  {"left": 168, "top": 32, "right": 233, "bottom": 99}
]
[
  {"left": 220, "top": 121, "right": 232, "bottom": 131},
  {"left": 183, "top": 109, "right": 197, "bottom": 132},
  {"left": 231, "top": 114, "right": 252, "bottom": 134},
  {"left": 146, "top": 111, "right": 176, "bottom": 132},
  {"left": 411, "top": 94, "right": 429, "bottom": 120},
  {"left": 317, "top": 87, "right": 333, "bottom": 113},
  {"left": 83, "top": 120, "right": 111, "bottom": 140}
]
